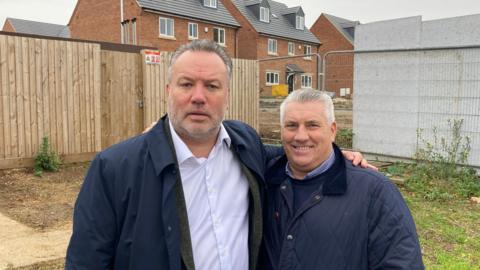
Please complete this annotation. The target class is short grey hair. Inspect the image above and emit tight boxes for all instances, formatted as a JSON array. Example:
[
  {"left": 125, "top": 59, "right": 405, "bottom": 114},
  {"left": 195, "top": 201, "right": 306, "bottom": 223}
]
[
  {"left": 280, "top": 88, "right": 335, "bottom": 126},
  {"left": 167, "top": 39, "right": 233, "bottom": 84}
]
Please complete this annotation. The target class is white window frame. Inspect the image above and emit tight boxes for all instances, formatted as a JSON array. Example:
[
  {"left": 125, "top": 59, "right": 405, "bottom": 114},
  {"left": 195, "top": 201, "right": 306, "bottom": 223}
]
[
  {"left": 268, "top": 39, "right": 277, "bottom": 55},
  {"left": 213, "top": 27, "right": 225, "bottom": 45},
  {"left": 288, "top": 42, "right": 294, "bottom": 56},
  {"left": 296, "top": 15, "right": 304, "bottom": 30},
  {"left": 188, "top": 22, "right": 198, "bottom": 40},
  {"left": 303, "top": 45, "right": 311, "bottom": 59},
  {"left": 204, "top": 0, "right": 217, "bottom": 8},
  {"left": 260, "top": 7, "right": 270, "bottom": 23},
  {"left": 266, "top": 71, "right": 280, "bottom": 85},
  {"left": 159, "top": 17, "right": 174, "bottom": 38},
  {"left": 301, "top": 74, "right": 312, "bottom": 88}
]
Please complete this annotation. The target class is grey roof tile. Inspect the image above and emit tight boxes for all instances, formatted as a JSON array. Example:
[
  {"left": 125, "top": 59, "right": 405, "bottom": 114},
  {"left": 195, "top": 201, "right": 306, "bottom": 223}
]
[
  {"left": 323, "top": 13, "right": 360, "bottom": 44},
  {"left": 6, "top": 17, "right": 70, "bottom": 38},
  {"left": 231, "top": 0, "right": 319, "bottom": 44},
  {"left": 137, "top": 0, "right": 240, "bottom": 27}
]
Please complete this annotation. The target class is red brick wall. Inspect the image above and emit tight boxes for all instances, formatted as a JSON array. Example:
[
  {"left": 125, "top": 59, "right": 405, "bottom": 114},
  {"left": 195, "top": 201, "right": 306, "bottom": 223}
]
[
  {"left": 2, "top": 20, "right": 15, "bottom": 32},
  {"left": 69, "top": 0, "right": 129, "bottom": 43},
  {"left": 258, "top": 36, "right": 319, "bottom": 96},
  {"left": 221, "top": 0, "right": 258, "bottom": 59},
  {"left": 69, "top": 0, "right": 237, "bottom": 56},
  {"left": 137, "top": 12, "right": 237, "bottom": 56},
  {"left": 310, "top": 14, "right": 354, "bottom": 97}
]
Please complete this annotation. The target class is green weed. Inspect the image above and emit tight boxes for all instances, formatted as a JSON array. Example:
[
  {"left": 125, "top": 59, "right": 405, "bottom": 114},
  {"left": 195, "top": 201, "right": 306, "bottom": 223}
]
[{"left": 34, "top": 136, "right": 61, "bottom": 177}]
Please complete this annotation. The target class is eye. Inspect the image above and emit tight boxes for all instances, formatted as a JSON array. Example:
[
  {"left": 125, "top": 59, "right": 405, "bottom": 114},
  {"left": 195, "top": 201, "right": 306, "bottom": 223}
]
[
  {"left": 284, "top": 123, "right": 297, "bottom": 129},
  {"left": 206, "top": 83, "right": 220, "bottom": 91},
  {"left": 306, "top": 123, "right": 320, "bottom": 129},
  {"left": 180, "top": 82, "right": 193, "bottom": 88}
]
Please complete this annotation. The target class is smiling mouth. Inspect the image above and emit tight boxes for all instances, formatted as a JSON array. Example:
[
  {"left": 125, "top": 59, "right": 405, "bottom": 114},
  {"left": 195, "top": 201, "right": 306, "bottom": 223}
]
[{"left": 292, "top": 145, "right": 313, "bottom": 151}]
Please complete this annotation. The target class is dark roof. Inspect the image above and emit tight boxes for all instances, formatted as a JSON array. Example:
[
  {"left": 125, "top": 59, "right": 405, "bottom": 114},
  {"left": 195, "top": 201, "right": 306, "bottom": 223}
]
[
  {"left": 231, "top": 0, "right": 319, "bottom": 44},
  {"left": 5, "top": 18, "right": 70, "bottom": 38},
  {"left": 137, "top": 0, "right": 240, "bottom": 27},
  {"left": 286, "top": 63, "right": 304, "bottom": 73},
  {"left": 323, "top": 13, "right": 360, "bottom": 44}
]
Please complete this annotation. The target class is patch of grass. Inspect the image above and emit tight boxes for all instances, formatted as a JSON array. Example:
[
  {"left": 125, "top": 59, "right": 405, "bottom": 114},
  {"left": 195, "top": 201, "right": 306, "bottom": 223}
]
[
  {"left": 403, "top": 119, "right": 480, "bottom": 201},
  {"left": 401, "top": 189, "right": 480, "bottom": 269}
]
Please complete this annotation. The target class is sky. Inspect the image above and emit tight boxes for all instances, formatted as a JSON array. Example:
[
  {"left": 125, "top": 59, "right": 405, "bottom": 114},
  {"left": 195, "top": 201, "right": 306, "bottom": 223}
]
[{"left": 0, "top": 0, "right": 479, "bottom": 29}]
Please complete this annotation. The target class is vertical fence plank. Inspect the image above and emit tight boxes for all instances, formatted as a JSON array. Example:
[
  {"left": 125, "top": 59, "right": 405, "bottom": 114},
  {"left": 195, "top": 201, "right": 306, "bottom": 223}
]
[
  {"left": 21, "top": 37, "right": 31, "bottom": 157},
  {"left": 8, "top": 36, "right": 18, "bottom": 158},
  {"left": 28, "top": 38, "right": 38, "bottom": 156},
  {"left": 0, "top": 36, "right": 7, "bottom": 158},
  {"left": 47, "top": 39, "right": 57, "bottom": 152}
]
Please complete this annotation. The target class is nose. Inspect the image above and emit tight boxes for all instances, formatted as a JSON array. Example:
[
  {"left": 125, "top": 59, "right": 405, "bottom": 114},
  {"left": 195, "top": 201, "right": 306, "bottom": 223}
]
[
  {"left": 294, "top": 125, "right": 309, "bottom": 141},
  {"left": 191, "top": 84, "right": 207, "bottom": 104}
]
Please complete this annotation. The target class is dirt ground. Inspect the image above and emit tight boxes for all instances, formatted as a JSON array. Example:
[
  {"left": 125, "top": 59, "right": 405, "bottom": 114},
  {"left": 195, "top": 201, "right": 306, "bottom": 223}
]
[
  {"left": 0, "top": 164, "right": 87, "bottom": 231},
  {"left": 0, "top": 164, "right": 87, "bottom": 269}
]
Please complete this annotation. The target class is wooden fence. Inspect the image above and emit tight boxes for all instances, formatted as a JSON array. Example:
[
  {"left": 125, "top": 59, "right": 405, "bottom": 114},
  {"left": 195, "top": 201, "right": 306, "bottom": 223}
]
[
  {"left": 0, "top": 35, "right": 101, "bottom": 168},
  {"left": 0, "top": 34, "right": 259, "bottom": 169}
]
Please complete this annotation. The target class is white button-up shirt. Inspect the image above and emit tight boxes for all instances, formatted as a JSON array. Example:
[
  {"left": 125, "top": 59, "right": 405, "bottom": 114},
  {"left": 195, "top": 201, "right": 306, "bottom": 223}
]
[{"left": 169, "top": 121, "right": 249, "bottom": 270}]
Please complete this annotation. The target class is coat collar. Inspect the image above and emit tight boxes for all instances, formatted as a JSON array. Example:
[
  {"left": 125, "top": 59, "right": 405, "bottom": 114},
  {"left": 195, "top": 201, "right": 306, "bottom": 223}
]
[
  {"left": 145, "top": 115, "right": 177, "bottom": 176},
  {"left": 145, "top": 116, "right": 265, "bottom": 183}
]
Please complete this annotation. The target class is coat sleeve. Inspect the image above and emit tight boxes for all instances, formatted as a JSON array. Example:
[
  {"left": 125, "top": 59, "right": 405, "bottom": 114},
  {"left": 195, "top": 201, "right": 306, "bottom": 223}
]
[
  {"left": 263, "top": 144, "right": 284, "bottom": 165},
  {"left": 367, "top": 179, "right": 425, "bottom": 270},
  {"left": 65, "top": 154, "right": 118, "bottom": 270}
]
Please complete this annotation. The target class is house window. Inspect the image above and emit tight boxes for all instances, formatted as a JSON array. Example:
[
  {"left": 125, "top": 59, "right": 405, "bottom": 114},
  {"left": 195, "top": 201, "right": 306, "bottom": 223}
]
[
  {"left": 301, "top": 75, "right": 312, "bottom": 88},
  {"left": 266, "top": 72, "right": 279, "bottom": 85},
  {"left": 260, "top": 7, "right": 270, "bottom": 23},
  {"left": 268, "top": 39, "right": 277, "bottom": 55},
  {"left": 303, "top": 45, "right": 311, "bottom": 59},
  {"left": 159, "top": 17, "right": 174, "bottom": 37},
  {"left": 204, "top": 0, "right": 217, "bottom": 8},
  {"left": 213, "top": 27, "right": 225, "bottom": 45},
  {"left": 188, "top": 23, "right": 198, "bottom": 39},
  {"left": 288, "top": 42, "right": 294, "bottom": 55},
  {"left": 296, "top": 15, "right": 304, "bottom": 30}
]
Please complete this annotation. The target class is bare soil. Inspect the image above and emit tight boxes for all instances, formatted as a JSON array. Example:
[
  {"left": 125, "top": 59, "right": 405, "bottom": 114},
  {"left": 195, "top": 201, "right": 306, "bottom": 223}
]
[{"left": 0, "top": 163, "right": 87, "bottom": 231}]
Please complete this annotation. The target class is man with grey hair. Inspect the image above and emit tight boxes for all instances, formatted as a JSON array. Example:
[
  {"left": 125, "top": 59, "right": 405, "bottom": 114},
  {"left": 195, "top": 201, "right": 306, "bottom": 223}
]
[
  {"left": 66, "top": 40, "right": 370, "bottom": 270},
  {"left": 263, "top": 89, "right": 424, "bottom": 269}
]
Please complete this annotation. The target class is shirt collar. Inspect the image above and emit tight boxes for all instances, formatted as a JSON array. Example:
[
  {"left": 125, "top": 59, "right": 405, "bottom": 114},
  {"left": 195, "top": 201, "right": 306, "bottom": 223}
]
[
  {"left": 168, "top": 120, "right": 231, "bottom": 164},
  {"left": 286, "top": 148, "right": 336, "bottom": 180}
]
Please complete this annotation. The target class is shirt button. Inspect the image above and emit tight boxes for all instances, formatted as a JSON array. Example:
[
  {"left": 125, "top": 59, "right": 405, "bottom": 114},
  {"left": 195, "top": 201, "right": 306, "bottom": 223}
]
[
  {"left": 280, "top": 185, "right": 286, "bottom": 190},
  {"left": 314, "top": 195, "right": 321, "bottom": 200},
  {"left": 286, "top": 234, "right": 294, "bottom": 240},
  {"left": 167, "top": 226, "right": 172, "bottom": 232}
]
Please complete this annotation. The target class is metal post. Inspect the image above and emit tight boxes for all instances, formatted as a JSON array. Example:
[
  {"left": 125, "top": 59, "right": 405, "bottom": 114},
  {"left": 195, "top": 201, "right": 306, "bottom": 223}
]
[
  {"left": 120, "top": 0, "right": 124, "bottom": 44},
  {"left": 322, "top": 50, "right": 354, "bottom": 93}
]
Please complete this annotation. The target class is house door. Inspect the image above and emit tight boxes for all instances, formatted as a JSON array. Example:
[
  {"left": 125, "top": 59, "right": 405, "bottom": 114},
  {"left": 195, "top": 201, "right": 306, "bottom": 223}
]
[{"left": 287, "top": 74, "right": 295, "bottom": 93}]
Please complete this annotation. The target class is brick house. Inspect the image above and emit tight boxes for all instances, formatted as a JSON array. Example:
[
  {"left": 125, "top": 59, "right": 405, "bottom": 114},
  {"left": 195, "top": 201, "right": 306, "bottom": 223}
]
[
  {"left": 310, "top": 13, "right": 359, "bottom": 97},
  {"left": 69, "top": 0, "right": 240, "bottom": 56},
  {"left": 2, "top": 17, "right": 70, "bottom": 38},
  {"left": 222, "top": 0, "right": 320, "bottom": 96}
]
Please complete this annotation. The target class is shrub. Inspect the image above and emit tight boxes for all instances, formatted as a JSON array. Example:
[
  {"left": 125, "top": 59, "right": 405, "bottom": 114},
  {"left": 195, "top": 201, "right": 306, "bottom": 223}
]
[
  {"left": 34, "top": 136, "right": 61, "bottom": 177},
  {"left": 405, "top": 119, "right": 480, "bottom": 200},
  {"left": 335, "top": 128, "right": 353, "bottom": 149}
]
